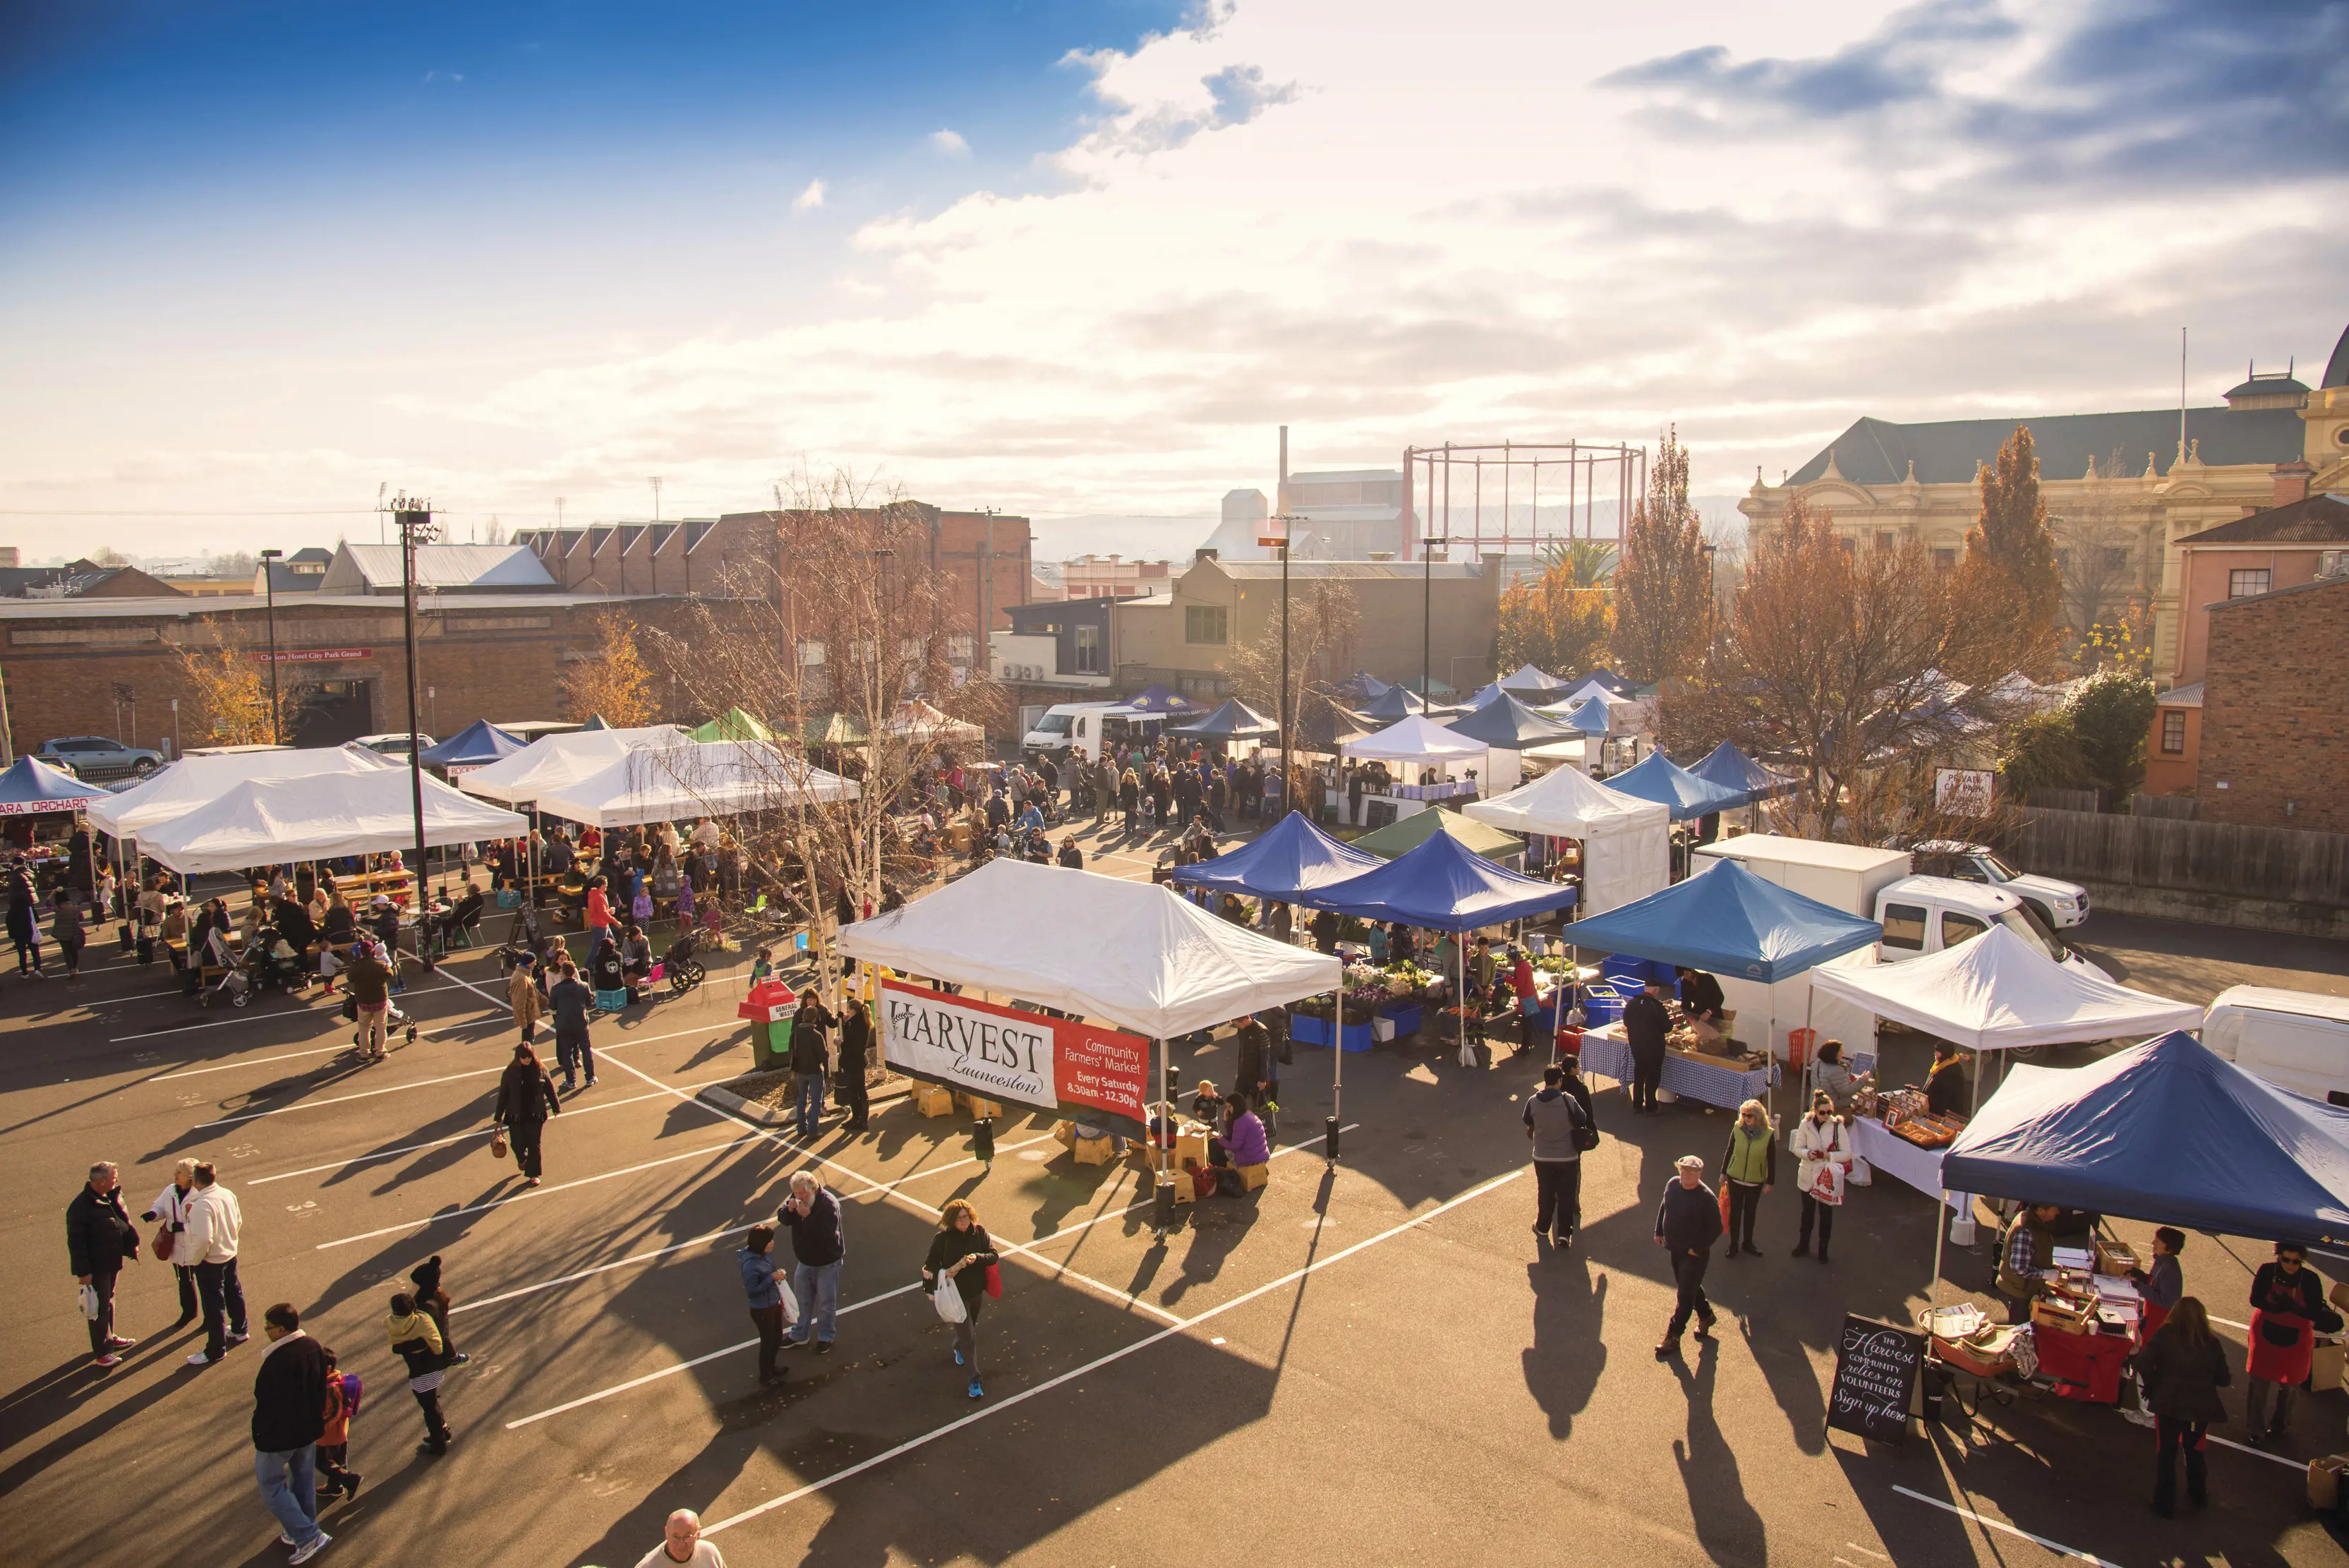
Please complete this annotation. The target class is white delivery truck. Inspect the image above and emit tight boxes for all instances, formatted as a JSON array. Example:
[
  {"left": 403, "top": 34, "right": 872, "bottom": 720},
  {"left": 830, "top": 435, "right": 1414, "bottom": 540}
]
[
  {"left": 1684, "top": 835, "right": 2108, "bottom": 1061},
  {"left": 2202, "top": 987, "right": 2349, "bottom": 1106},
  {"left": 1019, "top": 701, "right": 1174, "bottom": 764}
]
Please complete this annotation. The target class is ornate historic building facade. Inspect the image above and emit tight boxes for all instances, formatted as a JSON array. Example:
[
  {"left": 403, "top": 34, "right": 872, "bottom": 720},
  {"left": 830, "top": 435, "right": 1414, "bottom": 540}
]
[{"left": 1739, "top": 324, "right": 2349, "bottom": 676}]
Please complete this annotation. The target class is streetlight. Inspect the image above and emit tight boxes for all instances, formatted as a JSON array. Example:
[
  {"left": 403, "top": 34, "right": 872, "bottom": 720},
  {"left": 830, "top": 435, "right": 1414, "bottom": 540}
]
[
  {"left": 392, "top": 495, "right": 438, "bottom": 924},
  {"left": 1260, "top": 512, "right": 1301, "bottom": 816},
  {"left": 1422, "top": 536, "right": 1444, "bottom": 709},
  {"left": 258, "top": 549, "right": 284, "bottom": 744}
]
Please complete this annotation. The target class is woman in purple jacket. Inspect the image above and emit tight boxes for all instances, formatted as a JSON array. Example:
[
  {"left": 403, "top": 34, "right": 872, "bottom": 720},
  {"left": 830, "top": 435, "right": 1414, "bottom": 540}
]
[{"left": 1213, "top": 1092, "right": 1271, "bottom": 1170}]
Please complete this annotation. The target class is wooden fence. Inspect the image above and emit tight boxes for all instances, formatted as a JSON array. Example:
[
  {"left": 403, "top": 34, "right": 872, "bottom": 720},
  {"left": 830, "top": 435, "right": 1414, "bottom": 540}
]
[{"left": 2007, "top": 807, "right": 2349, "bottom": 909}]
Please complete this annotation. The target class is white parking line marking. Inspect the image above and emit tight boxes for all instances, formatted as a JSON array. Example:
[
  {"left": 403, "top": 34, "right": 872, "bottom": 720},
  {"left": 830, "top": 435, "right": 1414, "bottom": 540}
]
[
  {"left": 109, "top": 981, "right": 461, "bottom": 1042},
  {"left": 495, "top": 1123, "right": 1355, "bottom": 1424},
  {"left": 249, "top": 1085, "right": 727, "bottom": 1185},
  {"left": 1890, "top": 1487, "right": 2120, "bottom": 1567},
  {"left": 2205, "top": 1432, "right": 2303, "bottom": 1470},
  {"left": 697, "top": 1166, "right": 1526, "bottom": 1536},
  {"left": 314, "top": 1132, "right": 773, "bottom": 1249}
]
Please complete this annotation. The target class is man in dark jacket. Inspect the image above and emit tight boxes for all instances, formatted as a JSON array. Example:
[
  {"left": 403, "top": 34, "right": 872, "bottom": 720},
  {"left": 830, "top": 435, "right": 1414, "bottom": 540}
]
[
  {"left": 1231, "top": 1014, "right": 1277, "bottom": 1135},
  {"left": 68, "top": 1160, "right": 142, "bottom": 1365},
  {"left": 790, "top": 994, "right": 834, "bottom": 1141},
  {"left": 548, "top": 959, "right": 596, "bottom": 1091},
  {"left": 776, "top": 1171, "right": 845, "bottom": 1353},
  {"left": 1623, "top": 978, "right": 1673, "bottom": 1115},
  {"left": 1675, "top": 966, "right": 1728, "bottom": 1049},
  {"left": 1654, "top": 1154, "right": 1723, "bottom": 1358},
  {"left": 1523, "top": 1066, "right": 1590, "bottom": 1248},
  {"left": 250, "top": 1301, "right": 331, "bottom": 1562}
]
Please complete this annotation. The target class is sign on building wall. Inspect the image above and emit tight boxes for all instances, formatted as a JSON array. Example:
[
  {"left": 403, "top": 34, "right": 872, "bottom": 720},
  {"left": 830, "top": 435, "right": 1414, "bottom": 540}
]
[
  {"left": 878, "top": 979, "right": 1149, "bottom": 1132},
  {"left": 258, "top": 648, "right": 373, "bottom": 663}
]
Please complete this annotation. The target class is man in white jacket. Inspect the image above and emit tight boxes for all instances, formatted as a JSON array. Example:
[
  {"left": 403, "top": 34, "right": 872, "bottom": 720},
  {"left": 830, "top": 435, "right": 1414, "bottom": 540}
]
[
  {"left": 181, "top": 1162, "right": 249, "bottom": 1366},
  {"left": 140, "top": 1157, "right": 201, "bottom": 1329}
]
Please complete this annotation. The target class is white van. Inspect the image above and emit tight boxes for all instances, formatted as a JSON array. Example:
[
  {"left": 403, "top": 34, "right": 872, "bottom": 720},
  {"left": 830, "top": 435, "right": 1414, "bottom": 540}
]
[
  {"left": 1871, "top": 876, "right": 2110, "bottom": 979},
  {"left": 2202, "top": 987, "right": 2349, "bottom": 1106},
  {"left": 1020, "top": 701, "right": 1170, "bottom": 764}
]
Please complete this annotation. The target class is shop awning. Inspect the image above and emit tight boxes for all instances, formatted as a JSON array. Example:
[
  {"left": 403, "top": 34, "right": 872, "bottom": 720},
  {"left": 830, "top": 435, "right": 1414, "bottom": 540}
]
[
  {"left": 534, "top": 739, "right": 857, "bottom": 827},
  {"left": 1167, "top": 697, "right": 1281, "bottom": 741},
  {"left": 1122, "top": 683, "right": 1195, "bottom": 715},
  {"left": 455, "top": 725, "right": 688, "bottom": 804},
  {"left": 1350, "top": 805, "right": 1525, "bottom": 863},
  {"left": 1169, "top": 809, "right": 1384, "bottom": 900},
  {"left": 416, "top": 719, "right": 527, "bottom": 769},
  {"left": 1293, "top": 827, "right": 1576, "bottom": 932},
  {"left": 838, "top": 857, "right": 1340, "bottom": 1039},
  {"left": 1341, "top": 713, "right": 1488, "bottom": 765},
  {"left": 1604, "top": 751, "right": 1749, "bottom": 821},
  {"left": 1808, "top": 924, "right": 2200, "bottom": 1051},
  {"left": 0, "top": 756, "right": 114, "bottom": 816},
  {"left": 1443, "top": 692, "right": 1582, "bottom": 751},
  {"left": 138, "top": 767, "right": 528, "bottom": 875},
  {"left": 87, "top": 745, "right": 394, "bottom": 838},
  {"left": 1556, "top": 858, "right": 1881, "bottom": 982},
  {"left": 1464, "top": 764, "right": 1668, "bottom": 917},
  {"left": 1940, "top": 1032, "right": 2349, "bottom": 1244}
]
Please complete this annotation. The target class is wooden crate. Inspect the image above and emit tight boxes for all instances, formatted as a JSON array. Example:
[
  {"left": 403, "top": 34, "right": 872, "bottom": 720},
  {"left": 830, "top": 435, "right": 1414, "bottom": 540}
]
[
  {"left": 912, "top": 1083, "right": 955, "bottom": 1118},
  {"left": 1235, "top": 1162, "right": 1270, "bottom": 1193}
]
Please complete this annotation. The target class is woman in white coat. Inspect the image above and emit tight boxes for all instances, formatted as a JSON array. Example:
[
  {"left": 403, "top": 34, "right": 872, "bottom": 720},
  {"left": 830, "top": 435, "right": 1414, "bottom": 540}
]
[
  {"left": 1789, "top": 1088, "right": 1849, "bottom": 1265},
  {"left": 140, "top": 1157, "right": 200, "bottom": 1327}
]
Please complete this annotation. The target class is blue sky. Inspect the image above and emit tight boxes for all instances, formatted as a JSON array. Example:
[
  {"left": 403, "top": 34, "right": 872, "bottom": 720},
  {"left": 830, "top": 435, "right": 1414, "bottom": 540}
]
[{"left": 2, "top": 0, "right": 2343, "bottom": 561}]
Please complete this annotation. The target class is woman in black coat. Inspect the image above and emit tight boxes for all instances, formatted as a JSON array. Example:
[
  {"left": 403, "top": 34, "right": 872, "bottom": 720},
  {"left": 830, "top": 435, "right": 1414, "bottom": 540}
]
[
  {"left": 2132, "top": 1296, "right": 2230, "bottom": 1515},
  {"left": 922, "top": 1199, "right": 999, "bottom": 1403},
  {"left": 493, "top": 1042, "right": 562, "bottom": 1188},
  {"left": 836, "top": 1000, "right": 873, "bottom": 1133}
]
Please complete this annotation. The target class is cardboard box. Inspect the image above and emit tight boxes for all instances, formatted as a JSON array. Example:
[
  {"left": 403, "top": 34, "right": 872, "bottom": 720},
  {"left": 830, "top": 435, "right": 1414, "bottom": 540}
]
[
  {"left": 1236, "top": 1162, "right": 1270, "bottom": 1192},
  {"left": 2313, "top": 1341, "right": 2346, "bottom": 1395},
  {"left": 2308, "top": 1454, "right": 2349, "bottom": 1512},
  {"left": 912, "top": 1083, "right": 955, "bottom": 1118},
  {"left": 1073, "top": 1134, "right": 1113, "bottom": 1166},
  {"left": 2094, "top": 1239, "right": 2142, "bottom": 1277}
]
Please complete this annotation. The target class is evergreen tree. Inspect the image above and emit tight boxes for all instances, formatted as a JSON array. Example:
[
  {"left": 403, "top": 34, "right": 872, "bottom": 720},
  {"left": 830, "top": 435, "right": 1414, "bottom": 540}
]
[
  {"left": 1964, "top": 426, "right": 2061, "bottom": 642},
  {"left": 1612, "top": 426, "right": 1711, "bottom": 684}
]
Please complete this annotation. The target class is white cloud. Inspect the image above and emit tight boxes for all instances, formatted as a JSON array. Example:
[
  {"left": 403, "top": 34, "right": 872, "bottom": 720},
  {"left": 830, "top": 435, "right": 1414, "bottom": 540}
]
[
  {"left": 4, "top": 0, "right": 2344, "bottom": 559},
  {"left": 929, "top": 128, "right": 972, "bottom": 157}
]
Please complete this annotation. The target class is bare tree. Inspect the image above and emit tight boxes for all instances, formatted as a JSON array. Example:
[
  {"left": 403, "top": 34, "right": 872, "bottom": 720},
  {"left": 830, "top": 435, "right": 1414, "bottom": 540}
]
[
  {"left": 1227, "top": 574, "right": 1361, "bottom": 737},
  {"left": 645, "top": 465, "right": 999, "bottom": 996},
  {"left": 2051, "top": 450, "right": 2154, "bottom": 665}
]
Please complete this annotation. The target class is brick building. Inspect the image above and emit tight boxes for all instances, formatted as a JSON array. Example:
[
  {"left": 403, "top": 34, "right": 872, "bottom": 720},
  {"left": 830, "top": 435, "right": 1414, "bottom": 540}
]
[
  {"left": 0, "top": 504, "right": 1027, "bottom": 760},
  {"left": 2194, "top": 574, "right": 2349, "bottom": 831}
]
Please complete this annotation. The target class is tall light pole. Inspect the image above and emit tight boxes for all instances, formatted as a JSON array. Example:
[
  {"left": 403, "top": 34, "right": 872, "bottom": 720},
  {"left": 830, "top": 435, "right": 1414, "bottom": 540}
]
[
  {"left": 394, "top": 496, "right": 438, "bottom": 923},
  {"left": 258, "top": 549, "right": 284, "bottom": 744},
  {"left": 1262, "top": 512, "right": 1302, "bottom": 816},
  {"left": 1422, "top": 535, "right": 1444, "bottom": 708}
]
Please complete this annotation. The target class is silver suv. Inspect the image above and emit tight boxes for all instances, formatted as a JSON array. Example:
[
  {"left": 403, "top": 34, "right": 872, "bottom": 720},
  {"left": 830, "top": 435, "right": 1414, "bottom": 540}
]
[{"left": 36, "top": 735, "right": 164, "bottom": 780}]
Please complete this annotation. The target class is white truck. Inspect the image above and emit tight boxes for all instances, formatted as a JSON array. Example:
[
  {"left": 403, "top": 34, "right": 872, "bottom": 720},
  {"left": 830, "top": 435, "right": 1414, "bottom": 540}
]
[
  {"left": 1020, "top": 701, "right": 1173, "bottom": 764},
  {"left": 2202, "top": 987, "right": 2349, "bottom": 1107},
  {"left": 1683, "top": 834, "right": 2106, "bottom": 1061}
]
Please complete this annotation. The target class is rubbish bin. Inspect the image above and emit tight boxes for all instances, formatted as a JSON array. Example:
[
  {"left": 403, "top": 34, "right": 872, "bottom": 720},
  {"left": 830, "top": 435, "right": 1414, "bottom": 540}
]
[{"left": 755, "top": 1018, "right": 794, "bottom": 1073}]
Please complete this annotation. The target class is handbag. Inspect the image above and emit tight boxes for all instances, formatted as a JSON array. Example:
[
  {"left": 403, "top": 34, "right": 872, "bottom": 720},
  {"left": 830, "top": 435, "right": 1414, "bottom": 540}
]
[
  {"left": 984, "top": 1262, "right": 1003, "bottom": 1300},
  {"left": 489, "top": 1125, "right": 509, "bottom": 1160},
  {"left": 933, "top": 1278, "right": 968, "bottom": 1325},
  {"left": 150, "top": 1225, "right": 175, "bottom": 1262}
]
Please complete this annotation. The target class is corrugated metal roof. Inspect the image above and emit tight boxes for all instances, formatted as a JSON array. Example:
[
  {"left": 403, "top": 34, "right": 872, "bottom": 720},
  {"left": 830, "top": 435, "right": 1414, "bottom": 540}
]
[
  {"left": 0, "top": 591, "right": 668, "bottom": 621},
  {"left": 320, "top": 543, "right": 558, "bottom": 591}
]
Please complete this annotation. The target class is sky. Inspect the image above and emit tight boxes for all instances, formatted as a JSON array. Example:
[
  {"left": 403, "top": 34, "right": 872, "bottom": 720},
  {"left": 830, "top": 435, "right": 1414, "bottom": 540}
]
[{"left": 2, "top": 0, "right": 2343, "bottom": 564}]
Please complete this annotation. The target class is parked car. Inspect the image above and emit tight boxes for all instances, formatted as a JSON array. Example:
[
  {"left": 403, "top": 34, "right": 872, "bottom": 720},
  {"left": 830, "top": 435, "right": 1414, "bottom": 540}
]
[
  {"left": 353, "top": 732, "right": 435, "bottom": 759},
  {"left": 1907, "top": 840, "right": 2089, "bottom": 929},
  {"left": 35, "top": 735, "right": 162, "bottom": 780},
  {"left": 2202, "top": 987, "right": 2349, "bottom": 1106}
]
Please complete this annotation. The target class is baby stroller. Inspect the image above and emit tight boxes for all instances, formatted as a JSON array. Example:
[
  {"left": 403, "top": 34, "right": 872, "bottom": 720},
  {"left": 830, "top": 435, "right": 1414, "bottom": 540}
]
[
  {"left": 198, "top": 960, "right": 252, "bottom": 1008},
  {"left": 244, "top": 939, "right": 308, "bottom": 999},
  {"left": 662, "top": 930, "right": 706, "bottom": 996}
]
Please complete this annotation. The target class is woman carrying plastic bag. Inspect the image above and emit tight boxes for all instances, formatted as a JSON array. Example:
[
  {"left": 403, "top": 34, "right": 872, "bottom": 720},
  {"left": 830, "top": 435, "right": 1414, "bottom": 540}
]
[{"left": 922, "top": 1199, "right": 1000, "bottom": 1401}]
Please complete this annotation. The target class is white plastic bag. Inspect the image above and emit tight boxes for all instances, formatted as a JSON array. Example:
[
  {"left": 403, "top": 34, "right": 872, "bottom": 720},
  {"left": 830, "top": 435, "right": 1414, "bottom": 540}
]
[
  {"left": 1845, "top": 1154, "right": 1873, "bottom": 1188},
  {"left": 932, "top": 1278, "right": 967, "bottom": 1325},
  {"left": 78, "top": 1284, "right": 99, "bottom": 1320},
  {"left": 777, "top": 1276, "right": 800, "bottom": 1327}
]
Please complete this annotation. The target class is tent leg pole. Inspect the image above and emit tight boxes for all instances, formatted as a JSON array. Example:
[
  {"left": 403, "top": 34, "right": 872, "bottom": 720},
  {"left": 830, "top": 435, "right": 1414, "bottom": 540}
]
[
  {"left": 1928, "top": 1188, "right": 1948, "bottom": 1310},
  {"left": 1329, "top": 957, "right": 1344, "bottom": 1164},
  {"left": 1154, "top": 1036, "right": 1171, "bottom": 1237}
]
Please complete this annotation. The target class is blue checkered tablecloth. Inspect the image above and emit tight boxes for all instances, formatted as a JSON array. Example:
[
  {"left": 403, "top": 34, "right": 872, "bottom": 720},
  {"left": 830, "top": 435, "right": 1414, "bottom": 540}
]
[{"left": 1576, "top": 1026, "right": 1775, "bottom": 1111}]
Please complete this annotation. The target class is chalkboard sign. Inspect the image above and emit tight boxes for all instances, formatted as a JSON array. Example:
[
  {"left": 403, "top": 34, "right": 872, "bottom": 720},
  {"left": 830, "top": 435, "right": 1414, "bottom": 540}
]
[{"left": 1828, "top": 1313, "right": 1924, "bottom": 1445}]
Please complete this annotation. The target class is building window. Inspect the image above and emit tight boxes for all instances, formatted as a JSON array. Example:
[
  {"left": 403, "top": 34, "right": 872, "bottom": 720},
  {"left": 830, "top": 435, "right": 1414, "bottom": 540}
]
[
  {"left": 1932, "top": 547, "right": 1957, "bottom": 569},
  {"left": 948, "top": 634, "right": 974, "bottom": 663},
  {"left": 1185, "top": 605, "right": 1228, "bottom": 645},
  {"left": 1874, "top": 531, "right": 1895, "bottom": 552},
  {"left": 2228, "top": 568, "right": 2271, "bottom": 598},
  {"left": 1073, "top": 624, "right": 1102, "bottom": 673},
  {"left": 796, "top": 639, "right": 826, "bottom": 667},
  {"left": 2161, "top": 710, "right": 2186, "bottom": 754},
  {"left": 2103, "top": 546, "right": 2129, "bottom": 572}
]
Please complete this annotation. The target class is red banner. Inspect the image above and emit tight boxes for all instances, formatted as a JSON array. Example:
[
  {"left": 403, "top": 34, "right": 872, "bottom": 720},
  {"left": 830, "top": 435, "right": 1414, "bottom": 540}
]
[{"left": 878, "top": 979, "right": 1149, "bottom": 1128}]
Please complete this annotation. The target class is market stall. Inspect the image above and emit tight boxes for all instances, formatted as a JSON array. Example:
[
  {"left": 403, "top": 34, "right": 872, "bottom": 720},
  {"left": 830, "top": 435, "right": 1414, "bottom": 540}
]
[
  {"left": 1498, "top": 663, "right": 1571, "bottom": 699},
  {"left": 1169, "top": 809, "right": 1382, "bottom": 901},
  {"left": 454, "top": 724, "right": 688, "bottom": 805},
  {"left": 533, "top": 738, "right": 858, "bottom": 827},
  {"left": 1443, "top": 692, "right": 1582, "bottom": 793},
  {"left": 1340, "top": 715, "right": 1488, "bottom": 826},
  {"left": 137, "top": 766, "right": 527, "bottom": 876},
  {"left": 1350, "top": 805, "right": 1525, "bottom": 867},
  {"left": 0, "top": 755, "right": 112, "bottom": 818},
  {"left": 1356, "top": 685, "right": 1461, "bottom": 723},
  {"left": 1166, "top": 697, "right": 1281, "bottom": 745},
  {"left": 838, "top": 857, "right": 1341, "bottom": 1215},
  {"left": 87, "top": 744, "right": 393, "bottom": 841},
  {"left": 691, "top": 707, "right": 777, "bottom": 744},
  {"left": 1293, "top": 828, "right": 1577, "bottom": 1066},
  {"left": 1604, "top": 750, "right": 1747, "bottom": 823},
  {"left": 1557, "top": 859, "right": 1882, "bottom": 1109},
  {"left": 1684, "top": 741, "right": 1792, "bottom": 812},
  {"left": 416, "top": 719, "right": 526, "bottom": 780},
  {"left": 1924, "top": 1032, "right": 2349, "bottom": 1404},
  {"left": 1464, "top": 759, "right": 1667, "bottom": 916},
  {"left": 888, "top": 701, "right": 986, "bottom": 748}
]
